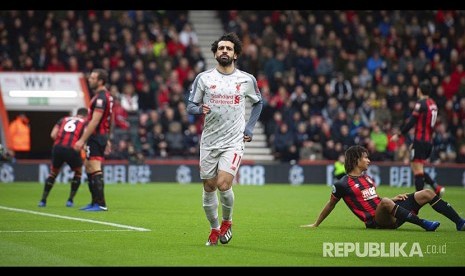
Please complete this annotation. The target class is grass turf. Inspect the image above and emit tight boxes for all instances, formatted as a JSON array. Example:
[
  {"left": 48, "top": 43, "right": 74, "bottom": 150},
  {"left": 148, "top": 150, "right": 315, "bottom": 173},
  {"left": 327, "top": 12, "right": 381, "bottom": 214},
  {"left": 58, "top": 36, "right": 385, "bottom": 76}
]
[{"left": 0, "top": 182, "right": 464, "bottom": 267}]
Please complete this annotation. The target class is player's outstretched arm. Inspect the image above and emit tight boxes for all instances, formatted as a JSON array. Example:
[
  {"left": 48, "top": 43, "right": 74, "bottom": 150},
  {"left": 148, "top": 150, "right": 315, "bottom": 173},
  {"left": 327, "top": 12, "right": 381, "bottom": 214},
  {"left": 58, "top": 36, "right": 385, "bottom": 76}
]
[{"left": 301, "top": 197, "right": 338, "bottom": 228}]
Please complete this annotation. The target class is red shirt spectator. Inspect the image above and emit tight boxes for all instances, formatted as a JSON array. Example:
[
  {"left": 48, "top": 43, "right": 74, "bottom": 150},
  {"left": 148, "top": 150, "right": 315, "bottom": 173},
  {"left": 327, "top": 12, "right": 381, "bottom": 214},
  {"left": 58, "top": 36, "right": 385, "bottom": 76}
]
[
  {"left": 450, "top": 64, "right": 465, "bottom": 91},
  {"left": 441, "top": 75, "right": 457, "bottom": 100},
  {"left": 166, "top": 33, "right": 186, "bottom": 57},
  {"left": 46, "top": 57, "right": 66, "bottom": 72},
  {"left": 113, "top": 98, "right": 129, "bottom": 130}
]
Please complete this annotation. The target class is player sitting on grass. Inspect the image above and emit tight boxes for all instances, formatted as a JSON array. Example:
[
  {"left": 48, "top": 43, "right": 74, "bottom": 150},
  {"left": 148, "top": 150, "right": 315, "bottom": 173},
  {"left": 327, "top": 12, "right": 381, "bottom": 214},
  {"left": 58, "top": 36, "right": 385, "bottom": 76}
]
[{"left": 301, "top": 145, "right": 465, "bottom": 231}]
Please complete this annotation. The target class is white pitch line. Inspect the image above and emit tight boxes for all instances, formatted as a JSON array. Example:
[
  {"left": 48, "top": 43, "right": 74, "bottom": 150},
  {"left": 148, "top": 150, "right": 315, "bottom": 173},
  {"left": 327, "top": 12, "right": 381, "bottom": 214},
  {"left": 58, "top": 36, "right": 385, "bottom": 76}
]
[
  {"left": 0, "top": 229, "right": 134, "bottom": 233},
  {"left": 0, "top": 206, "right": 151, "bottom": 232},
  {"left": 0, "top": 230, "right": 134, "bottom": 233}
]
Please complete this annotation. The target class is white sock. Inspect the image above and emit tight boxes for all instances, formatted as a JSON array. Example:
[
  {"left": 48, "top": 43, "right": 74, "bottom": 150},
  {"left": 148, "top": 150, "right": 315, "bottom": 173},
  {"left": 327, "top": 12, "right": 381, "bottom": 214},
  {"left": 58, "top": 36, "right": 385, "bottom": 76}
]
[
  {"left": 203, "top": 189, "right": 219, "bottom": 229},
  {"left": 219, "top": 188, "right": 234, "bottom": 222}
]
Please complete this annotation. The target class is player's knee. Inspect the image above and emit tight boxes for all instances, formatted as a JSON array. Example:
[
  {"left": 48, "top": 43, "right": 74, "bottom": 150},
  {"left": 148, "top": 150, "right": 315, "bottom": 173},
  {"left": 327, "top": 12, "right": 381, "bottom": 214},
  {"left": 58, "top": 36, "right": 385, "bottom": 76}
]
[
  {"left": 417, "top": 189, "right": 435, "bottom": 201},
  {"left": 379, "top": 198, "right": 394, "bottom": 209},
  {"left": 216, "top": 175, "right": 233, "bottom": 191},
  {"left": 218, "top": 182, "right": 232, "bottom": 191}
]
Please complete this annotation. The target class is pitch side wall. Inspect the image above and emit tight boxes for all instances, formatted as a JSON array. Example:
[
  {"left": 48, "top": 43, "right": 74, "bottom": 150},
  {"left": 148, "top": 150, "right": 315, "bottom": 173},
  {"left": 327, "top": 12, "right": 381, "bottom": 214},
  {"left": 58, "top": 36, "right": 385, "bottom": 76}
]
[{"left": 1, "top": 160, "right": 464, "bottom": 187}]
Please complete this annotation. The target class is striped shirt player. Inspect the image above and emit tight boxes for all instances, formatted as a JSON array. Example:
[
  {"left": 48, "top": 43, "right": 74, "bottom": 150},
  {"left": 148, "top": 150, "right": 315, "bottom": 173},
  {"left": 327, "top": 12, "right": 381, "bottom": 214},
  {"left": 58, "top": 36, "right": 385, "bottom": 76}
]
[
  {"left": 187, "top": 33, "right": 263, "bottom": 246},
  {"left": 390, "top": 80, "right": 444, "bottom": 195},
  {"left": 301, "top": 145, "right": 465, "bottom": 231},
  {"left": 54, "top": 114, "right": 87, "bottom": 148},
  {"left": 332, "top": 173, "right": 381, "bottom": 227},
  {"left": 85, "top": 87, "right": 113, "bottom": 160},
  {"left": 74, "top": 68, "right": 113, "bottom": 211},
  {"left": 38, "top": 107, "right": 88, "bottom": 208},
  {"left": 401, "top": 96, "right": 437, "bottom": 161}
]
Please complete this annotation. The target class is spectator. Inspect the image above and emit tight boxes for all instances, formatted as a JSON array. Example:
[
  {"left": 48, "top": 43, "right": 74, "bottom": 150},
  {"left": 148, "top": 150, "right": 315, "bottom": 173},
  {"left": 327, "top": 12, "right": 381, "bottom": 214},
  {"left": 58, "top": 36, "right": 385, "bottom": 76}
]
[
  {"left": 184, "top": 123, "right": 200, "bottom": 157},
  {"left": 366, "top": 51, "right": 385, "bottom": 76},
  {"left": 329, "top": 72, "right": 353, "bottom": 109},
  {"left": 8, "top": 113, "right": 31, "bottom": 159},
  {"left": 374, "top": 98, "right": 392, "bottom": 127},
  {"left": 432, "top": 123, "right": 456, "bottom": 163},
  {"left": 120, "top": 83, "right": 139, "bottom": 114},
  {"left": 357, "top": 99, "right": 376, "bottom": 128},
  {"left": 0, "top": 143, "right": 13, "bottom": 162},
  {"left": 299, "top": 140, "right": 323, "bottom": 161},
  {"left": 165, "top": 121, "right": 185, "bottom": 156},
  {"left": 386, "top": 126, "right": 405, "bottom": 161},
  {"left": 370, "top": 123, "right": 389, "bottom": 160},
  {"left": 272, "top": 123, "right": 295, "bottom": 161},
  {"left": 178, "top": 23, "right": 199, "bottom": 47},
  {"left": 151, "top": 123, "right": 168, "bottom": 158},
  {"left": 112, "top": 95, "right": 130, "bottom": 141},
  {"left": 455, "top": 144, "right": 465, "bottom": 163},
  {"left": 333, "top": 153, "right": 346, "bottom": 181}
]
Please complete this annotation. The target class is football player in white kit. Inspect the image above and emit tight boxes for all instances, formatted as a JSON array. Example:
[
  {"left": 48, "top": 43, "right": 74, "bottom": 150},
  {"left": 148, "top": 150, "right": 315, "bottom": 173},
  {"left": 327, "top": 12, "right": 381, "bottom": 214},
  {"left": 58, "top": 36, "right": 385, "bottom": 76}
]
[{"left": 187, "top": 32, "right": 263, "bottom": 246}]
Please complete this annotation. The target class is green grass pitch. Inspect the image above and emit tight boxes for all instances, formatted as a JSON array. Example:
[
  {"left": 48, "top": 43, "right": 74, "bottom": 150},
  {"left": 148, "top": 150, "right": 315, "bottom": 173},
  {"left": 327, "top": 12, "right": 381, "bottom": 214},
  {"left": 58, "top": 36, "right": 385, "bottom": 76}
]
[{"left": 0, "top": 182, "right": 464, "bottom": 267}]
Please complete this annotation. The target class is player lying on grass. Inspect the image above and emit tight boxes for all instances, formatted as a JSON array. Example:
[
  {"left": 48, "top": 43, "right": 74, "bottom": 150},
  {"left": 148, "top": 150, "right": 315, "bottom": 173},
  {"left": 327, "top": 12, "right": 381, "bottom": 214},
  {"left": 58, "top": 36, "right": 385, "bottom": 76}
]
[{"left": 301, "top": 145, "right": 465, "bottom": 231}]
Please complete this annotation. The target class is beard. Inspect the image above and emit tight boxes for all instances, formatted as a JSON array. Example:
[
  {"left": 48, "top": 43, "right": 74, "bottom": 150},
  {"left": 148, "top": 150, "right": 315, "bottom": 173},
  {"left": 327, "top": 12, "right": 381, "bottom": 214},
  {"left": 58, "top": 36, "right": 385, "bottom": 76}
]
[{"left": 216, "top": 55, "right": 234, "bottom": 67}]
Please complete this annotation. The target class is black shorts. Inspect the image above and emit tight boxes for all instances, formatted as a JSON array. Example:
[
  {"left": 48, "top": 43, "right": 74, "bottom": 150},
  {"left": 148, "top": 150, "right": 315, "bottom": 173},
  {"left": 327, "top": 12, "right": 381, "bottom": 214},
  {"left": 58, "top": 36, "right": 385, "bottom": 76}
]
[
  {"left": 51, "top": 145, "right": 83, "bottom": 169},
  {"left": 86, "top": 134, "right": 108, "bottom": 160},
  {"left": 394, "top": 193, "right": 421, "bottom": 227},
  {"left": 410, "top": 140, "right": 433, "bottom": 162}
]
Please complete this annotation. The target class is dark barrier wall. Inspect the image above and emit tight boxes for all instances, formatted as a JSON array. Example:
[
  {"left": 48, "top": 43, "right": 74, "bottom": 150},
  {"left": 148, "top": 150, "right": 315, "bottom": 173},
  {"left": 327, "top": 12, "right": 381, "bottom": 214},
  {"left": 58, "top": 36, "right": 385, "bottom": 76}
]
[{"left": 1, "top": 160, "right": 464, "bottom": 187}]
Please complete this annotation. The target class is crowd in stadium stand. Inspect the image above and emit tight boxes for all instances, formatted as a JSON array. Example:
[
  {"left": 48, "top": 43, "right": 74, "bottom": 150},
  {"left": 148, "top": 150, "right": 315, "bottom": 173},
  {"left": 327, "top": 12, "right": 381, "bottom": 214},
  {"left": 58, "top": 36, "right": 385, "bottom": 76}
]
[{"left": 2, "top": 10, "right": 465, "bottom": 164}]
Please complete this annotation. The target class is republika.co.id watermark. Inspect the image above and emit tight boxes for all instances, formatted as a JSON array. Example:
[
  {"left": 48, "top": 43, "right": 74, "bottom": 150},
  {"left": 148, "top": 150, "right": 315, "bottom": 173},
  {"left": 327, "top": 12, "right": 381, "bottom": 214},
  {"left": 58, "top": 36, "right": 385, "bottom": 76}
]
[{"left": 322, "top": 242, "right": 447, "bottom": 257}]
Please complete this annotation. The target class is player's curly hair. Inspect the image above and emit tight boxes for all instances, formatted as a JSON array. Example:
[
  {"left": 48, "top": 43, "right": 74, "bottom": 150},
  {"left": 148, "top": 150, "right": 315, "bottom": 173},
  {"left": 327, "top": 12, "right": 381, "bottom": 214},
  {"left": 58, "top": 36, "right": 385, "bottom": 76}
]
[
  {"left": 344, "top": 145, "right": 368, "bottom": 173},
  {"left": 211, "top": 32, "right": 242, "bottom": 57}
]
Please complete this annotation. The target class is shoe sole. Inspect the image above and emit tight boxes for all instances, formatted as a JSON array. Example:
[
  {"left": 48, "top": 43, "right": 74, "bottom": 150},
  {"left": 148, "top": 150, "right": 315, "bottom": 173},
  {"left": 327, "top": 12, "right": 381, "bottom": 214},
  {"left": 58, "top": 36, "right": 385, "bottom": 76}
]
[
  {"left": 83, "top": 206, "right": 108, "bottom": 211},
  {"left": 219, "top": 236, "right": 232, "bottom": 244},
  {"left": 79, "top": 204, "right": 93, "bottom": 210}
]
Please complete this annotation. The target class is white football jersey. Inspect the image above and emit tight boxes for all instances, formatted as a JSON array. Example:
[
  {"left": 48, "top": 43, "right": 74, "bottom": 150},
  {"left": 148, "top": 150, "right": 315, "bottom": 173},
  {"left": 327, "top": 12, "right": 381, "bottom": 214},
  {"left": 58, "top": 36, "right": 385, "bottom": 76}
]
[{"left": 189, "top": 68, "right": 262, "bottom": 150}]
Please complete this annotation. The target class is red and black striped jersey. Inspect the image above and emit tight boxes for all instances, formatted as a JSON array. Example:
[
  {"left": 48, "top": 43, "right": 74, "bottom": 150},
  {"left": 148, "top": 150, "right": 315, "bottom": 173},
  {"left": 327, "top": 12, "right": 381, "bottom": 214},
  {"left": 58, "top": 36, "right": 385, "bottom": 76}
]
[
  {"left": 88, "top": 89, "right": 113, "bottom": 135},
  {"left": 411, "top": 98, "right": 437, "bottom": 143},
  {"left": 331, "top": 173, "right": 381, "bottom": 224},
  {"left": 53, "top": 116, "right": 87, "bottom": 148}
]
